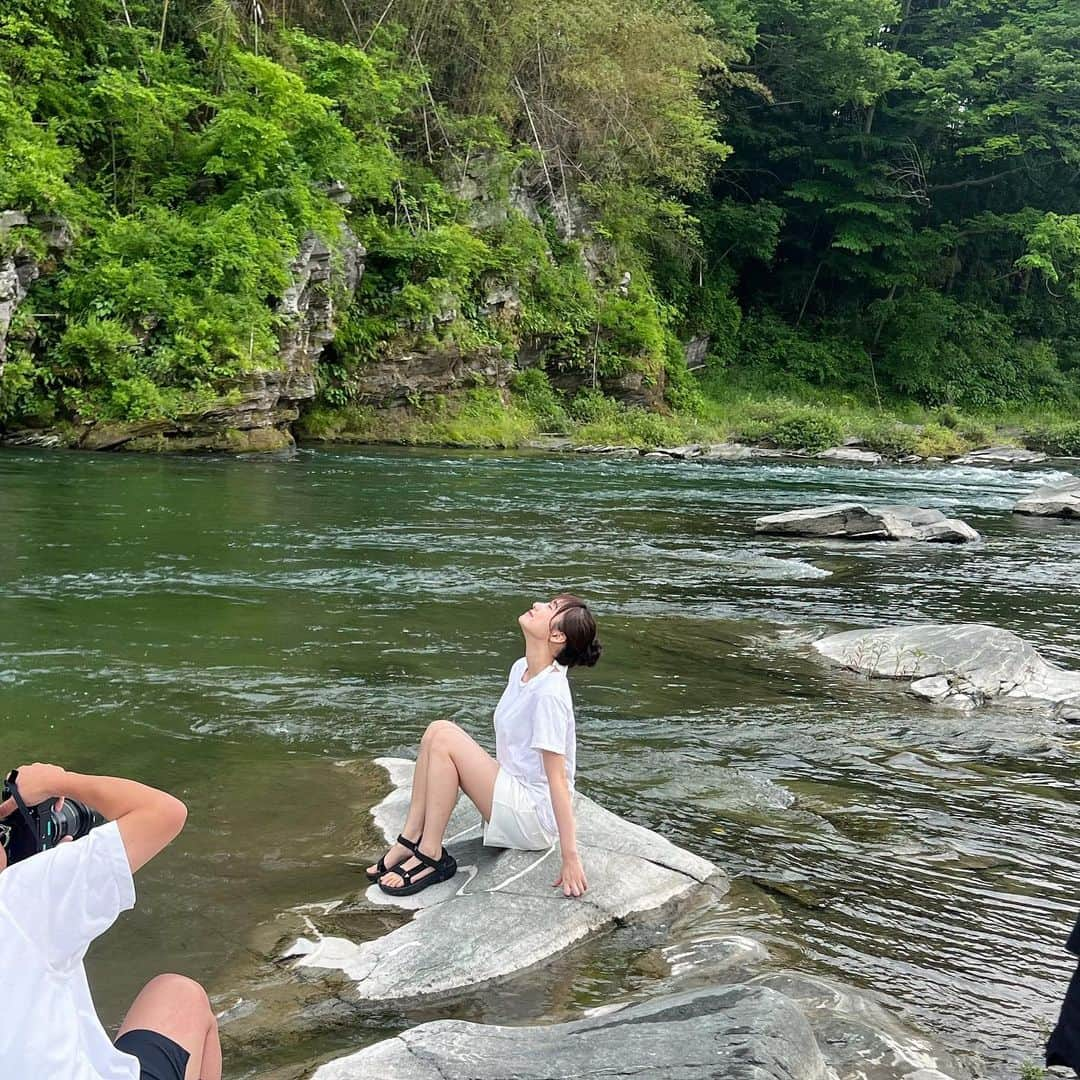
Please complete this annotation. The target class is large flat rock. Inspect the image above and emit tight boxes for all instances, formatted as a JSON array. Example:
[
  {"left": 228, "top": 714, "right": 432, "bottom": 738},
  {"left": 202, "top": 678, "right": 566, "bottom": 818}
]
[
  {"left": 953, "top": 446, "right": 1048, "bottom": 466},
  {"left": 311, "top": 974, "right": 969, "bottom": 1080},
  {"left": 310, "top": 983, "right": 832, "bottom": 1080},
  {"left": 813, "top": 623, "right": 1080, "bottom": 710},
  {"left": 1013, "top": 477, "right": 1080, "bottom": 518},
  {"left": 288, "top": 758, "right": 720, "bottom": 1003},
  {"left": 755, "top": 504, "right": 979, "bottom": 543}
]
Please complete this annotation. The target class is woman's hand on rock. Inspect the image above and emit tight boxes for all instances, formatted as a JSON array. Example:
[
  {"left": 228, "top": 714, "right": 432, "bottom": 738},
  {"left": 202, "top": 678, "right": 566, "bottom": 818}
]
[{"left": 553, "top": 850, "right": 588, "bottom": 898}]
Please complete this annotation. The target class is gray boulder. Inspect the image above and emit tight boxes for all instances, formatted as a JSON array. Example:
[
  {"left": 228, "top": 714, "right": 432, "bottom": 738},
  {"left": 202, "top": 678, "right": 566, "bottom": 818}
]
[
  {"left": 1055, "top": 697, "right": 1080, "bottom": 723},
  {"left": 1013, "top": 478, "right": 1080, "bottom": 518},
  {"left": 755, "top": 504, "right": 979, "bottom": 544},
  {"left": 310, "top": 983, "right": 832, "bottom": 1080},
  {"left": 311, "top": 974, "right": 968, "bottom": 1080},
  {"left": 953, "top": 446, "right": 1048, "bottom": 466},
  {"left": 813, "top": 623, "right": 1080, "bottom": 711},
  {"left": 818, "top": 447, "right": 883, "bottom": 465},
  {"left": 288, "top": 758, "right": 719, "bottom": 1004},
  {"left": 701, "top": 442, "right": 753, "bottom": 460}
]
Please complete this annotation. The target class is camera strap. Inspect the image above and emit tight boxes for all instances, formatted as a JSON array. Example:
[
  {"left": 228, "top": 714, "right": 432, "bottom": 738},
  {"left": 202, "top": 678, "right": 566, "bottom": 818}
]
[{"left": 3, "top": 770, "right": 38, "bottom": 836}]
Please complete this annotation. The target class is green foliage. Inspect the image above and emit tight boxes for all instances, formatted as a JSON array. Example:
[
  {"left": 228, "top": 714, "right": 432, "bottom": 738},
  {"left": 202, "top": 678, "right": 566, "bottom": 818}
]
[
  {"left": 4, "top": 0, "right": 1080, "bottom": 440},
  {"left": 509, "top": 368, "right": 569, "bottom": 430},
  {"left": 736, "top": 403, "right": 844, "bottom": 452},
  {"left": 1025, "top": 421, "right": 1080, "bottom": 457}
]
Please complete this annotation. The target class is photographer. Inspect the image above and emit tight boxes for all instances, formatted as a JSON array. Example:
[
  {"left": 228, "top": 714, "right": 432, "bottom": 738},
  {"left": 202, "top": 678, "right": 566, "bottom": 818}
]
[{"left": 0, "top": 763, "right": 221, "bottom": 1080}]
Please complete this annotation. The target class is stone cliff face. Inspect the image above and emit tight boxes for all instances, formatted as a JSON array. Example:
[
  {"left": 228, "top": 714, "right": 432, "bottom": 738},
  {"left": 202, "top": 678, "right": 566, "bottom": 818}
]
[
  {"left": 3, "top": 207, "right": 366, "bottom": 453},
  {"left": 0, "top": 212, "right": 73, "bottom": 384},
  {"left": 81, "top": 214, "right": 365, "bottom": 453}
]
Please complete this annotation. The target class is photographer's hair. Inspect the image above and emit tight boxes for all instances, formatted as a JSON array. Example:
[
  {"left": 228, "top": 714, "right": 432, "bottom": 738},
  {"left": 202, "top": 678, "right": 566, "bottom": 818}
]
[{"left": 553, "top": 594, "right": 602, "bottom": 668}]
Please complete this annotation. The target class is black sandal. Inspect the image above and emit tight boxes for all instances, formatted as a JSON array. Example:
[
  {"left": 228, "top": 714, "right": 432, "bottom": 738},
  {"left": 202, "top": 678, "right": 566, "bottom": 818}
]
[
  {"left": 365, "top": 834, "right": 422, "bottom": 883},
  {"left": 378, "top": 848, "right": 458, "bottom": 897}
]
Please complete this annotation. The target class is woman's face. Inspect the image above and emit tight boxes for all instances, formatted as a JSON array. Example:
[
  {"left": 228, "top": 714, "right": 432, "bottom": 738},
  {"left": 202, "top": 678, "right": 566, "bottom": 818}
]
[{"left": 518, "top": 598, "right": 567, "bottom": 645}]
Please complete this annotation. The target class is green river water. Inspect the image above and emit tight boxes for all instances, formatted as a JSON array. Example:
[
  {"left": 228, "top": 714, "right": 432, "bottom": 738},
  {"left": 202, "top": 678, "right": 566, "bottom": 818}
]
[{"left": 2, "top": 445, "right": 1078, "bottom": 1078}]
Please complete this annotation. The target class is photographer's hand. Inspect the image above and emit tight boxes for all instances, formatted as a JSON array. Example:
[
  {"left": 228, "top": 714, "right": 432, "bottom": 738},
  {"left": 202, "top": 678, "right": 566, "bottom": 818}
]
[
  {"left": 2, "top": 763, "right": 186, "bottom": 874},
  {"left": 0, "top": 763, "right": 69, "bottom": 818}
]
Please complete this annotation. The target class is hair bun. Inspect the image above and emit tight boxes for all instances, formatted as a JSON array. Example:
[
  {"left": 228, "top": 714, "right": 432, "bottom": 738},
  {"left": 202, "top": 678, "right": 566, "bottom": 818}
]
[{"left": 580, "top": 639, "right": 602, "bottom": 668}]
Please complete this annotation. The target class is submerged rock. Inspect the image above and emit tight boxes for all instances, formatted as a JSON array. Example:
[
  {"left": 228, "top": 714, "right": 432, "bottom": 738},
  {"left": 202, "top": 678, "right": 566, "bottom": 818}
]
[
  {"left": 755, "top": 504, "right": 979, "bottom": 544},
  {"left": 311, "top": 983, "right": 832, "bottom": 1080},
  {"left": 813, "top": 623, "right": 1080, "bottom": 711},
  {"left": 289, "top": 758, "right": 719, "bottom": 1004},
  {"left": 953, "top": 446, "right": 1048, "bottom": 466},
  {"left": 1013, "top": 478, "right": 1080, "bottom": 519}
]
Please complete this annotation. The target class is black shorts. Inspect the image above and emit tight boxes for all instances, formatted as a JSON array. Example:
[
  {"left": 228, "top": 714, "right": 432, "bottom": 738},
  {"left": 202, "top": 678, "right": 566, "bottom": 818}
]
[{"left": 115, "top": 1028, "right": 191, "bottom": 1080}]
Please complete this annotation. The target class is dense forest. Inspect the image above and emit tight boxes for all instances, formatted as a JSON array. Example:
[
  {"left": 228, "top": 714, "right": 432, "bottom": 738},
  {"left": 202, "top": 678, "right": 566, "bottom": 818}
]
[{"left": 2, "top": 0, "right": 1079, "bottom": 453}]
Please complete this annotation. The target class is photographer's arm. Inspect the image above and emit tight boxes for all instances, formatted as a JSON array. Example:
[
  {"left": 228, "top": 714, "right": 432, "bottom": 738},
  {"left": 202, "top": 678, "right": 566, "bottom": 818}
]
[
  {"left": 542, "top": 750, "right": 587, "bottom": 897},
  {"left": 1, "top": 763, "right": 187, "bottom": 874}
]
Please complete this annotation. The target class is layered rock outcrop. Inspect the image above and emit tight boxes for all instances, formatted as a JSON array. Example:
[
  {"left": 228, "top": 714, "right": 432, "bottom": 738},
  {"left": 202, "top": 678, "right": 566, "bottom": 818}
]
[
  {"left": 814, "top": 623, "right": 1080, "bottom": 711},
  {"left": 311, "top": 972, "right": 968, "bottom": 1080},
  {"left": 74, "top": 220, "right": 365, "bottom": 453},
  {"left": 0, "top": 211, "right": 73, "bottom": 381},
  {"left": 755, "top": 505, "right": 979, "bottom": 544},
  {"left": 1013, "top": 478, "right": 1080, "bottom": 519}
]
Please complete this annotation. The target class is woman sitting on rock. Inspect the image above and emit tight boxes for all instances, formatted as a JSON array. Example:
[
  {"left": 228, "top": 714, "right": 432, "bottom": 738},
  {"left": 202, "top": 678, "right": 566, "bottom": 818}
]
[{"left": 367, "top": 594, "right": 601, "bottom": 898}]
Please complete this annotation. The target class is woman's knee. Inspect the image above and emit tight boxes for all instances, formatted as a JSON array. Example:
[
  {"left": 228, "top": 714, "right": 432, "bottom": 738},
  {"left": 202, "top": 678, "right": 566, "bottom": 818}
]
[
  {"left": 422, "top": 719, "right": 460, "bottom": 747},
  {"left": 141, "top": 974, "right": 213, "bottom": 1024}
]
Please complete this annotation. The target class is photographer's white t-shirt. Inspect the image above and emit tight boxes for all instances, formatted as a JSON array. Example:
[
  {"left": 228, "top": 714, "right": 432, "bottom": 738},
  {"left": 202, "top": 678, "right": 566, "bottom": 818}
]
[
  {"left": 493, "top": 657, "right": 576, "bottom": 832},
  {"left": 0, "top": 821, "right": 140, "bottom": 1079}
]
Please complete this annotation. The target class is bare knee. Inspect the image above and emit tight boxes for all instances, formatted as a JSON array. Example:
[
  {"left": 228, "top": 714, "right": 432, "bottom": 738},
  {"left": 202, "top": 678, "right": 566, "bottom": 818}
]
[
  {"left": 138, "top": 973, "right": 213, "bottom": 1026},
  {"left": 422, "top": 719, "right": 459, "bottom": 748}
]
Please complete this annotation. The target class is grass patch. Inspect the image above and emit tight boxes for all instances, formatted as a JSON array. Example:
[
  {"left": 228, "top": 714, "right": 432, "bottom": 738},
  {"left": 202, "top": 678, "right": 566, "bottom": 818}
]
[{"left": 300, "top": 374, "right": 1076, "bottom": 456}]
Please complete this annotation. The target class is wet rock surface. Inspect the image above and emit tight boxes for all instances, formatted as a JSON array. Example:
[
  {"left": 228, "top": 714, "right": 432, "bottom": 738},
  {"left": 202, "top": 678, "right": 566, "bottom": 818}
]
[
  {"left": 310, "top": 973, "right": 969, "bottom": 1080},
  {"left": 310, "top": 983, "right": 833, "bottom": 1080},
  {"left": 814, "top": 623, "right": 1080, "bottom": 711},
  {"left": 1013, "top": 477, "right": 1080, "bottom": 518},
  {"left": 755, "top": 504, "right": 980, "bottom": 543},
  {"left": 288, "top": 758, "right": 720, "bottom": 1004}
]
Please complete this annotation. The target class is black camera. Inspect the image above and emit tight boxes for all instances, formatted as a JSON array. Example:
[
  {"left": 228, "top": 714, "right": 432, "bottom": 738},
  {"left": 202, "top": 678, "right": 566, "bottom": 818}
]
[{"left": 0, "top": 769, "right": 105, "bottom": 865}]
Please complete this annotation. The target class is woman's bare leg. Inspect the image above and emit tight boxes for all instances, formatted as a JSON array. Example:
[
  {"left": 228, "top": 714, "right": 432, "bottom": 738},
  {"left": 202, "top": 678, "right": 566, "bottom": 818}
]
[
  {"left": 380, "top": 721, "right": 499, "bottom": 887},
  {"left": 116, "top": 974, "right": 221, "bottom": 1080},
  {"left": 366, "top": 721, "right": 437, "bottom": 877}
]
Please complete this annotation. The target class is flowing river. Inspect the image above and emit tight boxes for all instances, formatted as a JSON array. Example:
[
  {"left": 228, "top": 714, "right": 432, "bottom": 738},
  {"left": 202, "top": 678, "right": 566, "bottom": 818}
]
[{"left": 2, "top": 446, "right": 1077, "bottom": 1078}]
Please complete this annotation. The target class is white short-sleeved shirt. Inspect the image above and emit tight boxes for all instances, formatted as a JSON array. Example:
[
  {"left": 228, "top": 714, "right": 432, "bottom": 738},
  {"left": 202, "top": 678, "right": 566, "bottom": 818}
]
[
  {"left": 0, "top": 821, "right": 140, "bottom": 1080},
  {"left": 493, "top": 657, "right": 576, "bottom": 833}
]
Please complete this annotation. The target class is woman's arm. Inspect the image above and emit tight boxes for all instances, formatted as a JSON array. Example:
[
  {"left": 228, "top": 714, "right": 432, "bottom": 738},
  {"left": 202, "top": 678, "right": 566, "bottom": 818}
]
[
  {"left": 541, "top": 750, "right": 587, "bottom": 897},
  {"left": 2, "top": 763, "right": 187, "bottom": 874}
]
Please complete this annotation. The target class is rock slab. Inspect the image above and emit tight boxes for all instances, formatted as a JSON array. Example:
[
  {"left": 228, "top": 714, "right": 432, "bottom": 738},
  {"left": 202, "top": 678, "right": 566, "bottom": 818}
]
[
  {"left": 813, "top": 623, "right": 1080, "bottom": 710},
  {"left": 311, "top": 983, "right": 832, "bottom": 1080},
  {"left": 1013, "top": 478, "right": 1080, "bottom": 518},
  {"left": 953, "top": 446, "right": 1048, "bottom": 465},
  {"left": 755, "top": 504, "right": 979, "bottom": 544},
  {"left": 818, "top": 446, "right": 884, "bottom": 465},
  {"left": 289, "top": 758, "right": 719, "bottom": 1003}
]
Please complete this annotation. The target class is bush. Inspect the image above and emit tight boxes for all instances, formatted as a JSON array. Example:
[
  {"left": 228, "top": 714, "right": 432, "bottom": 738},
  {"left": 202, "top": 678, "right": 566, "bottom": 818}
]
[
  {"left": 1025, "top": 421, "right": 1080, "bottom": 456},
  {"left": 860, "top": 420, "right": 921, "bottom": 457},
  {"left": 509, "top": 368, "right": 569, "bottom": 430},
  {"left": 737, "top": 404, "right": 843, "bottom": 451},
  {"left": 914, "top": 423, "right": 970, "bottom": 458}
]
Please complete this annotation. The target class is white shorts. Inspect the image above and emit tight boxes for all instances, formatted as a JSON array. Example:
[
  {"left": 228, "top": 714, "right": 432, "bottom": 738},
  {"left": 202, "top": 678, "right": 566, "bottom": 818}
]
[{"left": 484, "top": 769, "right": 557, "bottom": 851}]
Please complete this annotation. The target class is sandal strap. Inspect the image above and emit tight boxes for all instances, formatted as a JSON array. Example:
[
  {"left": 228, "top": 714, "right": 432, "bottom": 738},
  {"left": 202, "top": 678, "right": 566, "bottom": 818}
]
[
  {"left": 390, "top": 848, "right": 443, "bottom": 887},
  {"left": 396, "top": 834, "right": 422, "bottom": 854}
]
